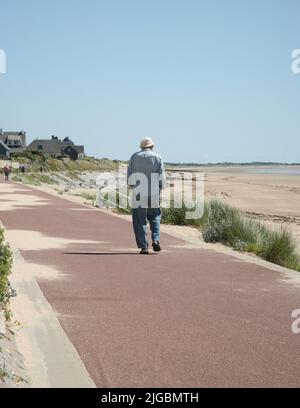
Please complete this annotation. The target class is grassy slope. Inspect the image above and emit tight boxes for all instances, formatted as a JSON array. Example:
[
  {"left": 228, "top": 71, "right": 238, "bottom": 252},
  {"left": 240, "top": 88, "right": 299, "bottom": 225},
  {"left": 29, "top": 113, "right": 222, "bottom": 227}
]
[
  {"left": 162, "top": 200, "right": 300, "bottom": 272},
  {"left": 9, "top": 152, "right": 120, "bottom": 185},
  {"left": 10, "top": 151, "right": 120, "bottom": 172}
]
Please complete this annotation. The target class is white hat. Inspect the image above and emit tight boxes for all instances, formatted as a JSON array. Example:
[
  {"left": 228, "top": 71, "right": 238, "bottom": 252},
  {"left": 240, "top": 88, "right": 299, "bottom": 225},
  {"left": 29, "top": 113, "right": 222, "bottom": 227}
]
[{"left": 140, "top": 137, "right": 155, "bottom": 149}]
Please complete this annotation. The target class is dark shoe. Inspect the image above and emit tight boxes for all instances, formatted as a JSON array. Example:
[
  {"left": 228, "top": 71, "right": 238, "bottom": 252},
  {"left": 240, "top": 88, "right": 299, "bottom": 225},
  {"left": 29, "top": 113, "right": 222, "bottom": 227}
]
[
  {"left": 152, "top": 241, "right": 161, "bottom": 252},
  {"left": 140, "top": 248, "right": 149, "bottom": 254}
]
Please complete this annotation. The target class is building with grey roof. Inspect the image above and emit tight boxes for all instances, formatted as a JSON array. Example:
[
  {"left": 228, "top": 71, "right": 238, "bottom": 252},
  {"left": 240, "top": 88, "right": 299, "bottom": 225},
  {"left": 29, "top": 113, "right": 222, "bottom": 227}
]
[
  {"left": 27, "top": 136, "right": 85, "bottom": 160},
  {"left": 0, "top": 129, "right": 27, "bottom": 156}
]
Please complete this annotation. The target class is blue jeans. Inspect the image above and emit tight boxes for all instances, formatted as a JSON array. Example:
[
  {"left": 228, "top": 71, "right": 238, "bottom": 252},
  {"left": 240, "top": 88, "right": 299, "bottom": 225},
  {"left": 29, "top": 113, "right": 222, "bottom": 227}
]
[{"left": 132, "top": 206, "right": 161, "bottom": 249}]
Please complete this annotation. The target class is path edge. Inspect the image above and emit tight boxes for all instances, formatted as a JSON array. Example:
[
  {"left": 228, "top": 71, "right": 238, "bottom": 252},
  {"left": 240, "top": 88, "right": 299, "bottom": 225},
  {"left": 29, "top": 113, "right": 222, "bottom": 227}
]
[{"left": 0, "top": 219, "right": 96, "bottom": 388}]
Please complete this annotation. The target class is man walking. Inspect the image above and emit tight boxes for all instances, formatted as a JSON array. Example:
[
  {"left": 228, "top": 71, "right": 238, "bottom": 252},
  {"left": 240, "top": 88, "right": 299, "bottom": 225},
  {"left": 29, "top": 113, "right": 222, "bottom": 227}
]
[
  {"left": 3, "top": 164, "right": 11, "bottom": 182},
  {"left": 127, "top": 138, "right": 166, "bottom": 254}
]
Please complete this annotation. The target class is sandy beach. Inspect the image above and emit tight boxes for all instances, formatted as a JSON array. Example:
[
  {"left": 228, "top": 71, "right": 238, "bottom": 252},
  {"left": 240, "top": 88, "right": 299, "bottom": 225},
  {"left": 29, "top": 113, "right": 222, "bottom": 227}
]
[{"left": 168, "top": 165, "right": 300, "bottom": 250}]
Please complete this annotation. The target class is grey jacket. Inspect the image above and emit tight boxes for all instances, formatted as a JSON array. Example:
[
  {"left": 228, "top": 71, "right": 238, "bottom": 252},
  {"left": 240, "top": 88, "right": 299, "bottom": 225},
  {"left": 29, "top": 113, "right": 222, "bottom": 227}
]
[{"left": 127, "top": 148, "right": 167, "bottom": 199}]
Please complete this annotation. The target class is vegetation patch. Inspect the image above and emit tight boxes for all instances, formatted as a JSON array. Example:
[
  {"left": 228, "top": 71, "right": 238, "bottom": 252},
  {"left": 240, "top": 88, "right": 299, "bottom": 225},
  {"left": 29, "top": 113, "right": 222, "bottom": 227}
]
[
  {"left": 161, "top": 199, "right": 300, "bottom": 272},
  {"left": 201, "top": 200, "right": 300, "bottom": 271},
  {"left": 12, "top": 173, "right": 58, "bottom": 186},
  {"left": 11, "top": 152, "right": 120, "bottom": 172},
  {"left": 73, "top": 192, "right": 96, "bottom": 203},
  {"left": 110, "top": 197, "right": 300, "bottom": 270},
  {"left": 0, "top": 229, "right": 14, "bottom": 318},
  {"left": 0, "top": 364, "right": 9, "bottom": 381},
  {"left": 162, "top": 202, "right": 203, "bottom": 227}
]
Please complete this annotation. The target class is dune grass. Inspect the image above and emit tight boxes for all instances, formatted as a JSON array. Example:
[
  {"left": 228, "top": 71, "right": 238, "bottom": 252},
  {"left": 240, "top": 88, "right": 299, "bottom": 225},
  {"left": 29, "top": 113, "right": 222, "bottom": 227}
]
[
  {"left": 203, "top": 201, "right": 300, "bottom": 271},
  {"left": 12, "top": 173, "right": 58, "bottom": 186},
  {"left": 11, "top": 152, "right": 120, "bottom": 172},
  {"left": 161, "top": 202, "right": 203, "bottom": 227},
  {"left": 73, "top": 192, "right": 97, "bottom": 204},
  {"left": 162, "top": 199, "right": 300, "bottom": 272}
]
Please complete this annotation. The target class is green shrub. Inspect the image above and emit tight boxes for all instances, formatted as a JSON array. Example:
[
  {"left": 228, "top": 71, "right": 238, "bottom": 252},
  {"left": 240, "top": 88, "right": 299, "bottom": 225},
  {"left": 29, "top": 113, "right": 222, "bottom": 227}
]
[
  {"left": 258, "top": 227, "right": 300, "bottom": 270},
  {"left": 162, "top": 203, "right": 203, "bottom": 227},
  {"left": 34, "top": 174, "right": 58, "bottom": 185},
  {"left": 201, "top": 200, "right": 300, "bottom": 272},
  {"left": 0, "top": 229, "right": 13, "bottom": 315}
]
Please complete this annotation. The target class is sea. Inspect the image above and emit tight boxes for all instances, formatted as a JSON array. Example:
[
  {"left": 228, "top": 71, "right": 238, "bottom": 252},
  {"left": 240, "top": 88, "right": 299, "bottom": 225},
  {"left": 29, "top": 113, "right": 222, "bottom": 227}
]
[{"left": 237, "top": 166, "right": 300, "bottom": 176}]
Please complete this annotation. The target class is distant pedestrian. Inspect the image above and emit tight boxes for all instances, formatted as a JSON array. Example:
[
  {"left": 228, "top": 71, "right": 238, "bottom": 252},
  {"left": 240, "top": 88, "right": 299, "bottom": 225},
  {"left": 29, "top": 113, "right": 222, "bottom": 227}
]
[
  {"left": 21, "top": 165, "right": 25, "bottom": 174},
  {"left": 127, "top": 138, "right": 166, "bottom": 254},
  {"left": 3, "top": 164, "right": 11, "bottom": 182}
]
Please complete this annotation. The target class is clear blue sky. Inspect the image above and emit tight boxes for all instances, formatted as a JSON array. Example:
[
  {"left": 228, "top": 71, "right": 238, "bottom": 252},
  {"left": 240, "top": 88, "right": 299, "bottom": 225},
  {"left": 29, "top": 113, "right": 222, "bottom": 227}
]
[{"left": 0, "top": 0, "right": 299, "bottom": 162}]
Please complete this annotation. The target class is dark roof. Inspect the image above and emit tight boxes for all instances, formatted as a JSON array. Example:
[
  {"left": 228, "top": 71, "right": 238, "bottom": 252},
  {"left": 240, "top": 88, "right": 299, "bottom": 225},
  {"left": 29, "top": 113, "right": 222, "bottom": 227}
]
[
  {"left": 63, "top": 137, "right": 73, "bottom": 143},
  {"left": 27, "top": 139, "right": 62, "bottom": 154},
  {"left": 0, "top": 131, "right": 26, "bottom": 148},
  {"left": 28, "top": 139, "right": 85, "bottom": 155}
]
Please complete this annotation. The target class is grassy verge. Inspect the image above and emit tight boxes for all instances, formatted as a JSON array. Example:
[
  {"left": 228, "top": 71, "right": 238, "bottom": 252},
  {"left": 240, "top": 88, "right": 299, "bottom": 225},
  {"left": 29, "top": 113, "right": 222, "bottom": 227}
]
[
  {"left": 200, "top": 201, "right": 300, "bottom": 268},
  {"left": 72, "top": 192, "right": 96, "bottom": 204},
  {"left": 162, "top": 199, "right": 300, "bottom": 272},
  {"left": 11, "top": 152, "right": 120, "bottom": 172},
  {"left": 12, "top": 173, "right": 59, "bottom": 186},
  {"left": 161, "top": 203, "right": 203, "bottom": 227},
  {"left": 0, "top": 229, "right": 14, "bottom": 320},
  {"left": 10, "top": 152, "right": 120, "bottom": 186}
]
